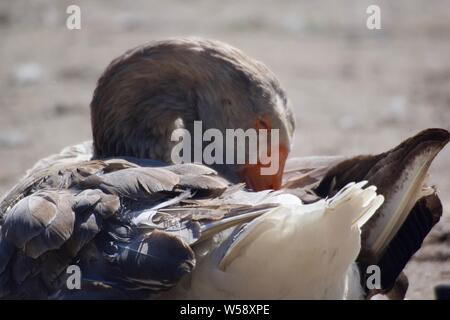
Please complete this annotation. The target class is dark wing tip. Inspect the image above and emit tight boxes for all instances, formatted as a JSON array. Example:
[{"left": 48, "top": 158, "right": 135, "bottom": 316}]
[
  {"left": 315, "top": 128, "right": 450, "bottom": 198},
  {"left": 365, "top": 193, "right": 442, "bottom": 291},
  {"left": 390, "top": 128, "right": 450, "bottom": 158},
  {"left": 412, "top": 128, "right": 450, "bottom": 145}
]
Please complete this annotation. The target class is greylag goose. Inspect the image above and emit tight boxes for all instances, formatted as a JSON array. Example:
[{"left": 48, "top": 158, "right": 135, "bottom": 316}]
[
  {"left": 0, "top": 38, "right": 294, "bottom": 299},
  {"left": 0, "top": 38, "right": 447, "bottom": 299}
]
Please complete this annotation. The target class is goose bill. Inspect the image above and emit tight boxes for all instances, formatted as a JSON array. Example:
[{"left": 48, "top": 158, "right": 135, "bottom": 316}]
[{"left": 240, "top": 144, "right": 288, "bottom": 191}]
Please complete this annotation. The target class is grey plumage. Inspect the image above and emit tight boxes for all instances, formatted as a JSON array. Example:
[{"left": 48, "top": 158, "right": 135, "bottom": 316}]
[
  {"left": 0, "top": 158, "right": 279, "bottom": 299},
  {"left": 90, "top": 38, "right": 295, "bottom": 184},
  {"left": 0, "top": 38, "right": 297, "bottom": 299}
]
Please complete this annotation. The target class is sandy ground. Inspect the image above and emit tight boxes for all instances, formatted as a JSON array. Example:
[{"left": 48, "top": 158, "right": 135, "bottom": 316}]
[{"left": 0, "top": 0, "right": 449, "bottom": 299}]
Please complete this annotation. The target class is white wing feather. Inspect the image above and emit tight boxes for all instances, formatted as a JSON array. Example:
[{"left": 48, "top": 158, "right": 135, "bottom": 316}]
[{"left": 173, "top": 182, "right": 383, "bottom": 299}]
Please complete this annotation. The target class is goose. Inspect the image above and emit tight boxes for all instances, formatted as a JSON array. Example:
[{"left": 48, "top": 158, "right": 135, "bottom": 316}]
[
  {"left": 0, "top": 38, "right": 448, "bottom": 299},
  {"left": 0, "top": 38, "right": 293, "bottom": 299}
]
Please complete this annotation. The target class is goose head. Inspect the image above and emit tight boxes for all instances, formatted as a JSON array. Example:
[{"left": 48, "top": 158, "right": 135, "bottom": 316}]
[{"left": 90, "top": 38, "right": 295, "bottom": 191}]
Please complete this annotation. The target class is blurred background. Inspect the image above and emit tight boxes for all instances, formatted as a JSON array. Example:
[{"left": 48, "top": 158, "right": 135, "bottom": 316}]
[{"left": 0, "top": 0, "right": 449, "bottom": 299}]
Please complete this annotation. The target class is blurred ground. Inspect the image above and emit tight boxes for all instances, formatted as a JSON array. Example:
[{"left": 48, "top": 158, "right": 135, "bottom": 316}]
[{"left": 0, "top": 0, "right": 449, "bottom": 299}]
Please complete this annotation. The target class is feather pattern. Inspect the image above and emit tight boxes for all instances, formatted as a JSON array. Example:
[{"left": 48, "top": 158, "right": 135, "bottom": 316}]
[
  {"left": 0, "top": 156, "right": 280, "bottom": 299},
  {"left": 170, "top": 182, "right": 383, "bottom": 299}
]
